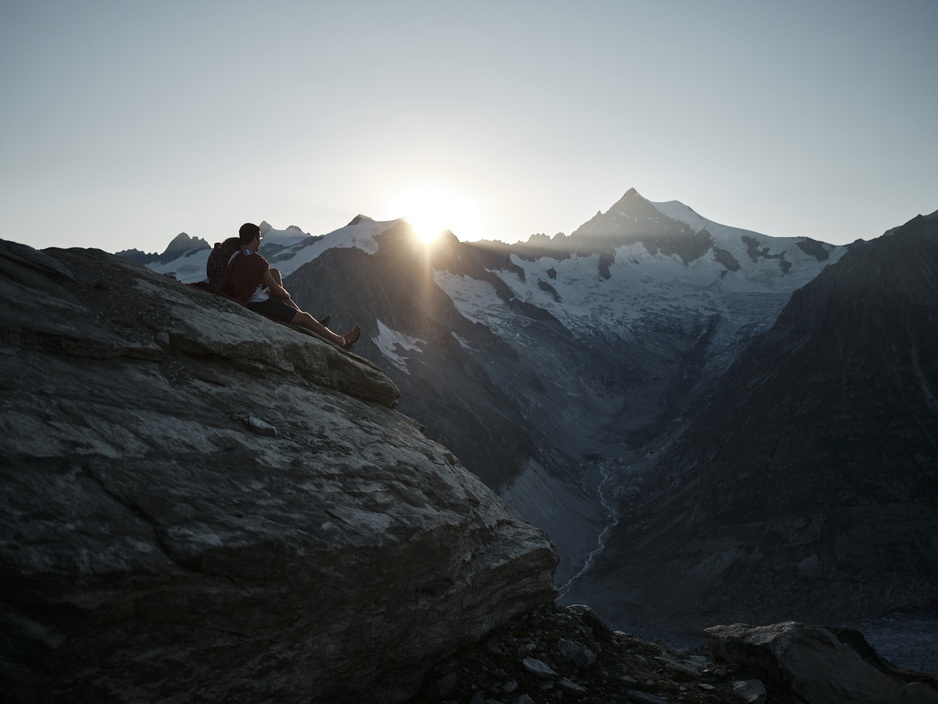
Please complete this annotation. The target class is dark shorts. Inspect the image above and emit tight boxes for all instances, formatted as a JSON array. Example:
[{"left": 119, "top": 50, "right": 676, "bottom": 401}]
[{"left": 247, "top": 298, "right": 298, "bottom": 323}]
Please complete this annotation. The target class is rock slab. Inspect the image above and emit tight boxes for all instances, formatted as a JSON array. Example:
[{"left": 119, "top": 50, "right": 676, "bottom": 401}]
[{"left": 0, "top": 241, "right": 558, "bottom": 703}]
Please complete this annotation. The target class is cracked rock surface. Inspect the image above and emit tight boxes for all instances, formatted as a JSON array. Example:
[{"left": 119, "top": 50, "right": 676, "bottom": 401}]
[{"left": 0, "top": 241, "right": 558, "bottom": 703}]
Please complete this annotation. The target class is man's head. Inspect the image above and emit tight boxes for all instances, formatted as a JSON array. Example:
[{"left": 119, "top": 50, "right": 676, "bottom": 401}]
[{"left": 238, "top": 222, "right": 262, "bottom": 248}]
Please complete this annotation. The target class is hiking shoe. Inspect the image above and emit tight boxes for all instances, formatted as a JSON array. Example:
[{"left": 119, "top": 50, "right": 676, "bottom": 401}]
[
  {"left": 319, "top": 315, "right": 332, "bottom": 328},
  {"left": 341, "top": 327, "right": 361, "bottom": 350}
]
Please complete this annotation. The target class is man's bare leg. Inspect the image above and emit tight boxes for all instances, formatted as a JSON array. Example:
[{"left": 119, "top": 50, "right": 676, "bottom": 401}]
[
  {"left": 291, "top": 310, "right": 345, "bottom": 346},
  {"left": 265, "top": 269, "right": 301, "bottom": 310}
]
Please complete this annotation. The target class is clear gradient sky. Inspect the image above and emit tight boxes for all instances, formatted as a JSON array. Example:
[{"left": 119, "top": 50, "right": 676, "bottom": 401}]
[{"left": 2, "top": 0, "right": 936, "bottom": 254}]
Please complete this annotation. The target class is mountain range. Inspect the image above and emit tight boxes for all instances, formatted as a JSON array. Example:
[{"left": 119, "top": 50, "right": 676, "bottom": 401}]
[
  {"left": 570, "top": 209, "right": 938, "bottom": 640},
  {"left": 127, "top": 189, "right": 938, "bottom": 642}
]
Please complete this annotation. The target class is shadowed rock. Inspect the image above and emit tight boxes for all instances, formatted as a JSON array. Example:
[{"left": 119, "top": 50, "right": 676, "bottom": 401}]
[
  {"left": 706, "top": 622, "right": 938, "bottom": 703},
  {"left": 0, "top": 241, "right": 558, "bottom": 703}
]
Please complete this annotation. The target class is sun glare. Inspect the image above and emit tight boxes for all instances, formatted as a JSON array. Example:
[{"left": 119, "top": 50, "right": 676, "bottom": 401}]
[{"left": 391, "top": 186, "right": 481, "bottom": 243}]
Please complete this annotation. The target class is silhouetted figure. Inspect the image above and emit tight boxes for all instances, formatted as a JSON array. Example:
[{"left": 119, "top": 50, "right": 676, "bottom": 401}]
[{"left": 220, "top": 223, "right": 360, "bottom": 350}]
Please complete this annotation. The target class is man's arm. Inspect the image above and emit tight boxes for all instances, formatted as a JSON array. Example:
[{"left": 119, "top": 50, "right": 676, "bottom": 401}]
[{"left": 260, "top": 269, "right": 291, "bottom": 300}]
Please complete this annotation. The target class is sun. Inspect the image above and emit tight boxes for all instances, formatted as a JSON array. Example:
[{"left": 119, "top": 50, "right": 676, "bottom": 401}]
[{"left": 391, "top": 186, "right": 481, "bottom": 243}]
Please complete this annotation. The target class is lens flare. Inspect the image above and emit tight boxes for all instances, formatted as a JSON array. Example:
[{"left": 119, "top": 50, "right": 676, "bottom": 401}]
[{"left": 391, "top": 186, "right": 481, "bottom": 243}]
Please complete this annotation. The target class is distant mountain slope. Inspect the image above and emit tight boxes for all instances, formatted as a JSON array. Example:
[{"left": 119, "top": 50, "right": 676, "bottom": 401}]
[
  {"left": 572, "top": 210, "right": 938, "bottom": 636},
  {"left": 433, "top": 190, "right": 846, "bottom": 447}
]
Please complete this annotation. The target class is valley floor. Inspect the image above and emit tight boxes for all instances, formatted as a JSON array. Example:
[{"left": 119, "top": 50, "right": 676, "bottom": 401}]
[{"left": 549, "top": 451, "right": 938, "bottom": 678}]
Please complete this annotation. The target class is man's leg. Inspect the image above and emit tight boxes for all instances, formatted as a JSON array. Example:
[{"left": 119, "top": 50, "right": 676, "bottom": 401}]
[
  {"left": 291, "top": 310, "right": 344, "bottom": 346},
  {"left": 268, "top": 270, "right": 329, "bottom": 322},
  {"left": 265, "top": 269, "right": 301, "bottom": 310}
]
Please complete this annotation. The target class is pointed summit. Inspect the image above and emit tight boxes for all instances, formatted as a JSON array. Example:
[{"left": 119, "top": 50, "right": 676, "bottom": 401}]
[
  {"left": 566, "top": 188, "right": 711, "bottom": 265},
  {"left": 571, "top": 188, "right": 668, "bottom": 240},
  {"left": 158, "top": 232, "right": 209, "bottom": 263},
  {"left": 163, "top": 232, "right": 209, "bottom": 256},
  {"left": 605, "top": 187, "right": 656, "bottom": 217}
]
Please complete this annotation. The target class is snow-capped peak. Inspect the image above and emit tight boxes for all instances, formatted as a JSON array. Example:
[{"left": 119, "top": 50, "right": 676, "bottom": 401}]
[
  {"left": 259, "top": 222, "right": 313, "bottom": 248},
  {"left": 140, "top": 217, "right": 407, "bottom": 283},
  {"left": 648, "top": 199, "right": 709, "bottom": 232},
  {"left": 266, "top": 217, "right": 406, "bottom": 278}
]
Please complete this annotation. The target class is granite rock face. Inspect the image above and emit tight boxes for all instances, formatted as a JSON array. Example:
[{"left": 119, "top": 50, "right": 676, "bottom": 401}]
[{"left": 0, "top": 241, "right": 558, "bottom": 703}]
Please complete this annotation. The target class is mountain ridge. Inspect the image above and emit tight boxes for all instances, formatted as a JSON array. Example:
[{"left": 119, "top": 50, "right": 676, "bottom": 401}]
[
  {"left": 566, "top": 211, "right": 938, "bottom": 639},
  {"left": 116, "top": 231, "right": 209, "bottom": 265}
]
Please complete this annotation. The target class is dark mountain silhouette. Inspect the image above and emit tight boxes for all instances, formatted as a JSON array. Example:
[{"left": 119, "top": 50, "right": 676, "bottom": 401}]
[{"left": 572, "top": 211, "right": 938, "bottom": 637}]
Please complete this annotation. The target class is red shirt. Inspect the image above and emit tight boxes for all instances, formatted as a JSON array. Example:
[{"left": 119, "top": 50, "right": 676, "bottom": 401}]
[{"left": 219, "top": 250, "right": 269, "bottom": 304}]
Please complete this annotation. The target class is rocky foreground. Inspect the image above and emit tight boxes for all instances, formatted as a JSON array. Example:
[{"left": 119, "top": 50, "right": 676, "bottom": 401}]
[
  {"left": 409, "top": 605, "right": 938, "bottom": 704},
  {"left": 0, "top": 241, "right": 555, "bottom": 702}
]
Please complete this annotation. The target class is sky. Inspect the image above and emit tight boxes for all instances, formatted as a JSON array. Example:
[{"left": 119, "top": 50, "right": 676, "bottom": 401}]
[{"left": 2, "top": 0, "right": 936, "bottom": 254}]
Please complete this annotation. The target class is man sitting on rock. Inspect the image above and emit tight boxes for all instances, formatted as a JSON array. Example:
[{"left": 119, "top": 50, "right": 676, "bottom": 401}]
[{"left": 220, "top": 223, "right": 361, "bottom": 350}]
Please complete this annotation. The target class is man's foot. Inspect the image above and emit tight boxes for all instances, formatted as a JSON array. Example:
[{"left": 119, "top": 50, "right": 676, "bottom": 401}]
[
  {"left": 319, "top": 315, "right": 331, "bottom": 328},
  {"left": 341, "top": 327, "right": 361, "bottom": 350}
]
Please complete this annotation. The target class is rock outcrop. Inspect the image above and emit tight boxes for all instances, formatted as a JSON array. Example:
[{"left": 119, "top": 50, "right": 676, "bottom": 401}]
[
  {"left": 408, "top": 607, "right": 937, "bottom": 704},
  {"left": 706, "top": 622, "right": 938, "bottom": 704},
  {"left": 0, "top": 241, "right": 558, "bottom": 703}
]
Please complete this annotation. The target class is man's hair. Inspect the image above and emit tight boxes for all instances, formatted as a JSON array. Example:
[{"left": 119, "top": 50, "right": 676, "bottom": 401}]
[{"left": 239, "top": 222, "right": 261, "bottom": 245}]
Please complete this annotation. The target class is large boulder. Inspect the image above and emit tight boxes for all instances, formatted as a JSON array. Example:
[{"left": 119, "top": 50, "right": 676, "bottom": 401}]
[
  {"left": 0, "top": 241, "right": 558, "bottom": 703},
  {"left": 705, "top": 622, "right": 938, "bottom": 703}
]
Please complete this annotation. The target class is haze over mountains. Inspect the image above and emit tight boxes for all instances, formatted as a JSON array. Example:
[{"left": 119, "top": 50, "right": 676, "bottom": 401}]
[{"left": 127, "top": 189, "right": 938, "bottom": 650}]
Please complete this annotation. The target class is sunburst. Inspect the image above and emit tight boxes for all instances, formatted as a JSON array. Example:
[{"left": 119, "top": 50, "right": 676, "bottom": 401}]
[{"left": 391, "top": 185, "right": 481, "bottom": 243}]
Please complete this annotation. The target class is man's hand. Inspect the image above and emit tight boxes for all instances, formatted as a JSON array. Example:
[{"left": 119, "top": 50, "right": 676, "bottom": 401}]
[
  {"left": 261, "top": 269, "right": 290, "bottom": 299},
  {"left": 267, "top": 284, "right": 291, "bottom": 300}
]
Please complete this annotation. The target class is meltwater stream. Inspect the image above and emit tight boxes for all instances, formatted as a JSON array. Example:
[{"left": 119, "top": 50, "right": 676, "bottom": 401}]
[{"left": 557, "top": 460, "right": 621, "bottom": 600}]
